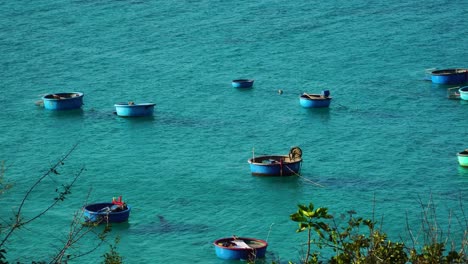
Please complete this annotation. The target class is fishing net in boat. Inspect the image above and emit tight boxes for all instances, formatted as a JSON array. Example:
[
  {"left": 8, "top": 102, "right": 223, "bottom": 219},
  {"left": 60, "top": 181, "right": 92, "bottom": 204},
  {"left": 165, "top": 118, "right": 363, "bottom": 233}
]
[{"left": 289, "top": 146, "right": 302, "bottom": 161}]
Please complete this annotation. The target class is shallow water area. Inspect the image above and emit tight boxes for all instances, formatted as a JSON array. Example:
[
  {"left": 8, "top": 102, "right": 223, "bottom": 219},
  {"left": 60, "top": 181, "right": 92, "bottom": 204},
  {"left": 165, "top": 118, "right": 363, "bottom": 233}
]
[{"left": 1, "top": 0, "right": 467, "bottom": 263}]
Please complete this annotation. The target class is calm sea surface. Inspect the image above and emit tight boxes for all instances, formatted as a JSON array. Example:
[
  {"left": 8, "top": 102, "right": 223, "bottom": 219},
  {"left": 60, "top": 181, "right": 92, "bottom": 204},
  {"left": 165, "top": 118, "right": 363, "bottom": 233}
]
[{"left": 1, "top": 0, "right": 467, "bottom": 263}]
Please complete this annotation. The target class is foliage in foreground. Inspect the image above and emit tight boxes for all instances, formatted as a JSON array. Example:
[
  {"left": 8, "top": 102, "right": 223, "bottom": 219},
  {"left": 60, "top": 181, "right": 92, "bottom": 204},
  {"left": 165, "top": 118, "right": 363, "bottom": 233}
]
[
  {"left": 0, "top": 144, "right": 122, "bottom": 264},
  {"left": 288, "top": 202, "right": 467, "bottom": 264},
  {"left": 102, "top": 237, "right": 123, "bottom": 264}
]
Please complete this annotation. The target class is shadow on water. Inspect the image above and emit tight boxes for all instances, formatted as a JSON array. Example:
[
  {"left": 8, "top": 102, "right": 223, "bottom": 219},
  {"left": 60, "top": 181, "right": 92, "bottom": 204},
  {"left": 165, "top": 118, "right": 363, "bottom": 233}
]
[
  {"left": 109, "top": 221, "right": 131, "bottom": 231},
  {"left": 233, "top": 86, "right": 254, "bottom": 92},
  {"left": 113, "top": 112, "right": 156, "bottom": 122},
  {"left": 43, "top": 108, "right": 85, "bottom": 119},
  {"left": 83, "top": 221, "right": 130, "bottom": 234},
  {"left": 457, "top": 166, "right": 468, "bottom": 177},
  {"left": 430, "top": 82, "right": 467, "bottom": 90},
  {"left": 252, "top": 175, "right": 302, "bottom": 188},
  {"left": 303, "top": 106, "right": 331, "bottom": 118},
  {"left": 129, "top": 215, "right": 210, "bottom": 235},
  {"left": 154, "top": 111, "right": 225, "bottom": 128}
]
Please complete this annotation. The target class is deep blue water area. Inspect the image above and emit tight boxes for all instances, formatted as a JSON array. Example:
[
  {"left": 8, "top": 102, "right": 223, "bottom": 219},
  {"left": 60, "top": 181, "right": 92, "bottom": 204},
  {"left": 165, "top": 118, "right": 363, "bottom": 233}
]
[{"left": 1, "top": 0, "right": 467, "bottom": 263}]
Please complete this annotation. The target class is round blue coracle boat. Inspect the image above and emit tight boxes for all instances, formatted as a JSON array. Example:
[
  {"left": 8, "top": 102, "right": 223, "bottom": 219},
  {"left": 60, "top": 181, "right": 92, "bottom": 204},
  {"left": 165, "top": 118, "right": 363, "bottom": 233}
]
[
  {"left": 83, "top": 197, "right": 131, "bottom": 223},
  {"left": 457, "top": 149, "right": 468, "bottom": 167},
  {"left": 300, "top": 90, "right": 332, "bottom": 108},
  {"left": 459, "top": 86, "right": 468, "bottom": 101},
  {"left": 232, "top": 79, "right": 254, "bottom": 88},
  {"left": 248, "top": 147, "right": 302, "bottom": 176},
  {"left": 114, "top": 102, "right": 156, "bottom": 117},
  {"left": 431, "top": 69, "right": 468, "bottom": 85},
  {"left": 42, "top": 92, "right": 84, "bottom": 111},
  {"left": 213, "top": 236, "right": 268, "bottom": 260}
]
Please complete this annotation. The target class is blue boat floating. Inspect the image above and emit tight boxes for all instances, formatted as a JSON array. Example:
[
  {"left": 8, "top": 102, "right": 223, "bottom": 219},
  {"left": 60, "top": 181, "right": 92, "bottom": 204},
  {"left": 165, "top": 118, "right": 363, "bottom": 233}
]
[
  {"left": 248, "top": 147, "right": 302, "bottom": 176},
  {"left": 42, "top": 92, "right": 84, "bottom": 111},
  {"left": 458, "top": 149, "right": 468, "bottom": 167},
  {"left": 213, "top": 236, "right": 268, "bottom": 260},
  {"left": 114, "top": 102, "right": 156, "bottom": 117},
  {"left": 232, "top": 79, "right": 254, "bottom": 88},
  {"left": 430, "top": 69, "right": 468, "bottom": 85},
  {"left": 459, "top": 86, "right": 468, "bottom": 101},
  {"left": 83, "top": 196, "right": 131, "bottom": 224},
  {"left": 300, "top": 90, "right": 332, "bottom": 108}
]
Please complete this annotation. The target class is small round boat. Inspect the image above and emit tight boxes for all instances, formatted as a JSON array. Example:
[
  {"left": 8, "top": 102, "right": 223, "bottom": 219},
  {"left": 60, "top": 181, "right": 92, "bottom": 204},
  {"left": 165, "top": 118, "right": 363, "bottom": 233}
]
[
  {"left": 300, "top": 90, "right": 332, "bottom": 108},
  {"left": 459, "top": 86, "right": 468, "bottom": 101},
  {"left": 232, "top": 79, "right": 254, "bottom": 88},
  {"left": 42, "top": 92, "right": 84, "bottom": 111},
  {"left": 83, "top": 202, "right": 131, "bottom": 223},
  {"left": 248, "top": 147, "right": 302, "bottom": 176},
  {"left": 114, "top": 102, "right": 156, "bottom": 117},
  {"left": 457, "top": 149, "right": 468, "bottom": 167},
  {"left": 213, "top": 237, "right": 268, "bottom": 260},
  {"left": 431, "top": 69, "right": 468, "bottom": 85}
]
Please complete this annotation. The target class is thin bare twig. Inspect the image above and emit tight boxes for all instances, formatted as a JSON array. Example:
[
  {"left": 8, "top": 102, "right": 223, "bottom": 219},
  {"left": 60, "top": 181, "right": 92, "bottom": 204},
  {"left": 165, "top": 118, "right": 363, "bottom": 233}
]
[{"left": 0, "top": 143, "right": 79, "bottom": 248}]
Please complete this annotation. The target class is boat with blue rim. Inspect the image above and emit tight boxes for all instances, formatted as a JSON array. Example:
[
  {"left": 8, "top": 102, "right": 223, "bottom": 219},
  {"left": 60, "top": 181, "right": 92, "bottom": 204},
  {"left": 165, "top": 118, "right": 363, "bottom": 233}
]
[
  {"left": 83, "top": 196, "right": 131, "bottom": 224},
  {"left": 213, "top": 236, "right": 268, "bottom": 260},
  {"left": 114, "top": 101, "right": 156, "bottom": 117},
  {"left": 42, "top": 92, "right": 84, "bottom": 111},
  {"left": 300, "top": 90, "right": 332, "bottom": 108},
  {"left": 459, "top": 86, "right": 468, "bottom": 101},
  {"left": 232, "top": 79, "right": 254, "bottom": 88},
  {"left": 457, "top": 149, "right": 468, "bottom": 167},
  {"left": 430, "top": 68, "right": 468, "bottom": 85},
  {"left": 248, "top": 147, "right": 302, "bottom": 176}
]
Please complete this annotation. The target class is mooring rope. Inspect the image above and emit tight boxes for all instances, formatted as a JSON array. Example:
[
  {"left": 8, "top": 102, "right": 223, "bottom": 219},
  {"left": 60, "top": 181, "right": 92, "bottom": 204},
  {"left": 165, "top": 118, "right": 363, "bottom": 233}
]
[
  {"left": 285, "top": 165, "right": 325, "bottom": 188},
  {"left": 266, "top": 223, "right": 274, "bottom": 242}
]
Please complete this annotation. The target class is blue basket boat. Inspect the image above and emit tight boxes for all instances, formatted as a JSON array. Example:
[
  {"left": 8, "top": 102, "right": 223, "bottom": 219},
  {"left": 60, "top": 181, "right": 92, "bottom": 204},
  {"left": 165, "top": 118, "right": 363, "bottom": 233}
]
[
  {"left": 114, "top": 102, "right": 156, "bottom": 117},
  {"left": 300, "top": 90, "right": 332, "bottom": 108},
  {"left": 232, "top": 79, "right": 254, "bottom": 88},
  {"left": 457, "top": 149, "right": 468, "bottom": 167},
  {"left": 83, "top": 197, "right": 131, "bottom": 223},
  {"left": 248, "top": 147, "right": 302, "bottom": 176},
  {"left": 213, "top": 236, "right": 268, "bottom": 260},
  {"left": 459, "top": 86, "right": 468, "bottom": 101},
  {"left": 431, "top": 69, "right": 468, "bottom": 85},
  {"left": 42, "top": 92, "right": 84, "bottom": 111}
]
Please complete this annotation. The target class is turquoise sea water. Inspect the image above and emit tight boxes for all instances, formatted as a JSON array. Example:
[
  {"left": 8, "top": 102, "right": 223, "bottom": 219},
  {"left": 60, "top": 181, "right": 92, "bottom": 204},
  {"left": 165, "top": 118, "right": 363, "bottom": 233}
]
[{"left": 1, "top": 0, "right": 467, "bottom": 263}]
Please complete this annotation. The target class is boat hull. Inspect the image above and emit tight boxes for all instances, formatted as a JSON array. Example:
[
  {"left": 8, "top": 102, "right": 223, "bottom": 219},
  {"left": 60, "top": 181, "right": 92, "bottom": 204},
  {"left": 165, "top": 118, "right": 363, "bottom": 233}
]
[
  {"left": 300, "top": 94, "right": 331, "bottom": 108},
  {"left": 42, "top": 92, "right": 84, "bottom": 111},
  {"left": 459, "top": 86, "right": 468, "bottom": 101},
  {"left": 114, "top": 103, "right": 155, "bottom": 117},
  {"left": 232, "top": 79, "right": 254, "bottom": 88},
  {"left": 458, "top": 151, "right": 468, "bottom": 167},
  {"left": 431, "top": 69, "right": 468, "bottom": 84},
  {"left": 248, "top": 155, "right": 302, "bottom": 176},
  {"left": 213, "top": 237, "right": 268, "bottom": 260},
  {"left": 83, "top": 203, "right": 131, "bottom": 223}
]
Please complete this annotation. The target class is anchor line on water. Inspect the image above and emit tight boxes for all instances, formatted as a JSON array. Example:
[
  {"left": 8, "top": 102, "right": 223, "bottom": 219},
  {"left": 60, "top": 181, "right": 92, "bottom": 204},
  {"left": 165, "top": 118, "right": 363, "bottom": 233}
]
[
  {"left": 266, "top": 223, "right": 274, "bottom": 242},
  {"left": 284, "top": 165, "right": 325, "bottom": 188}
]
